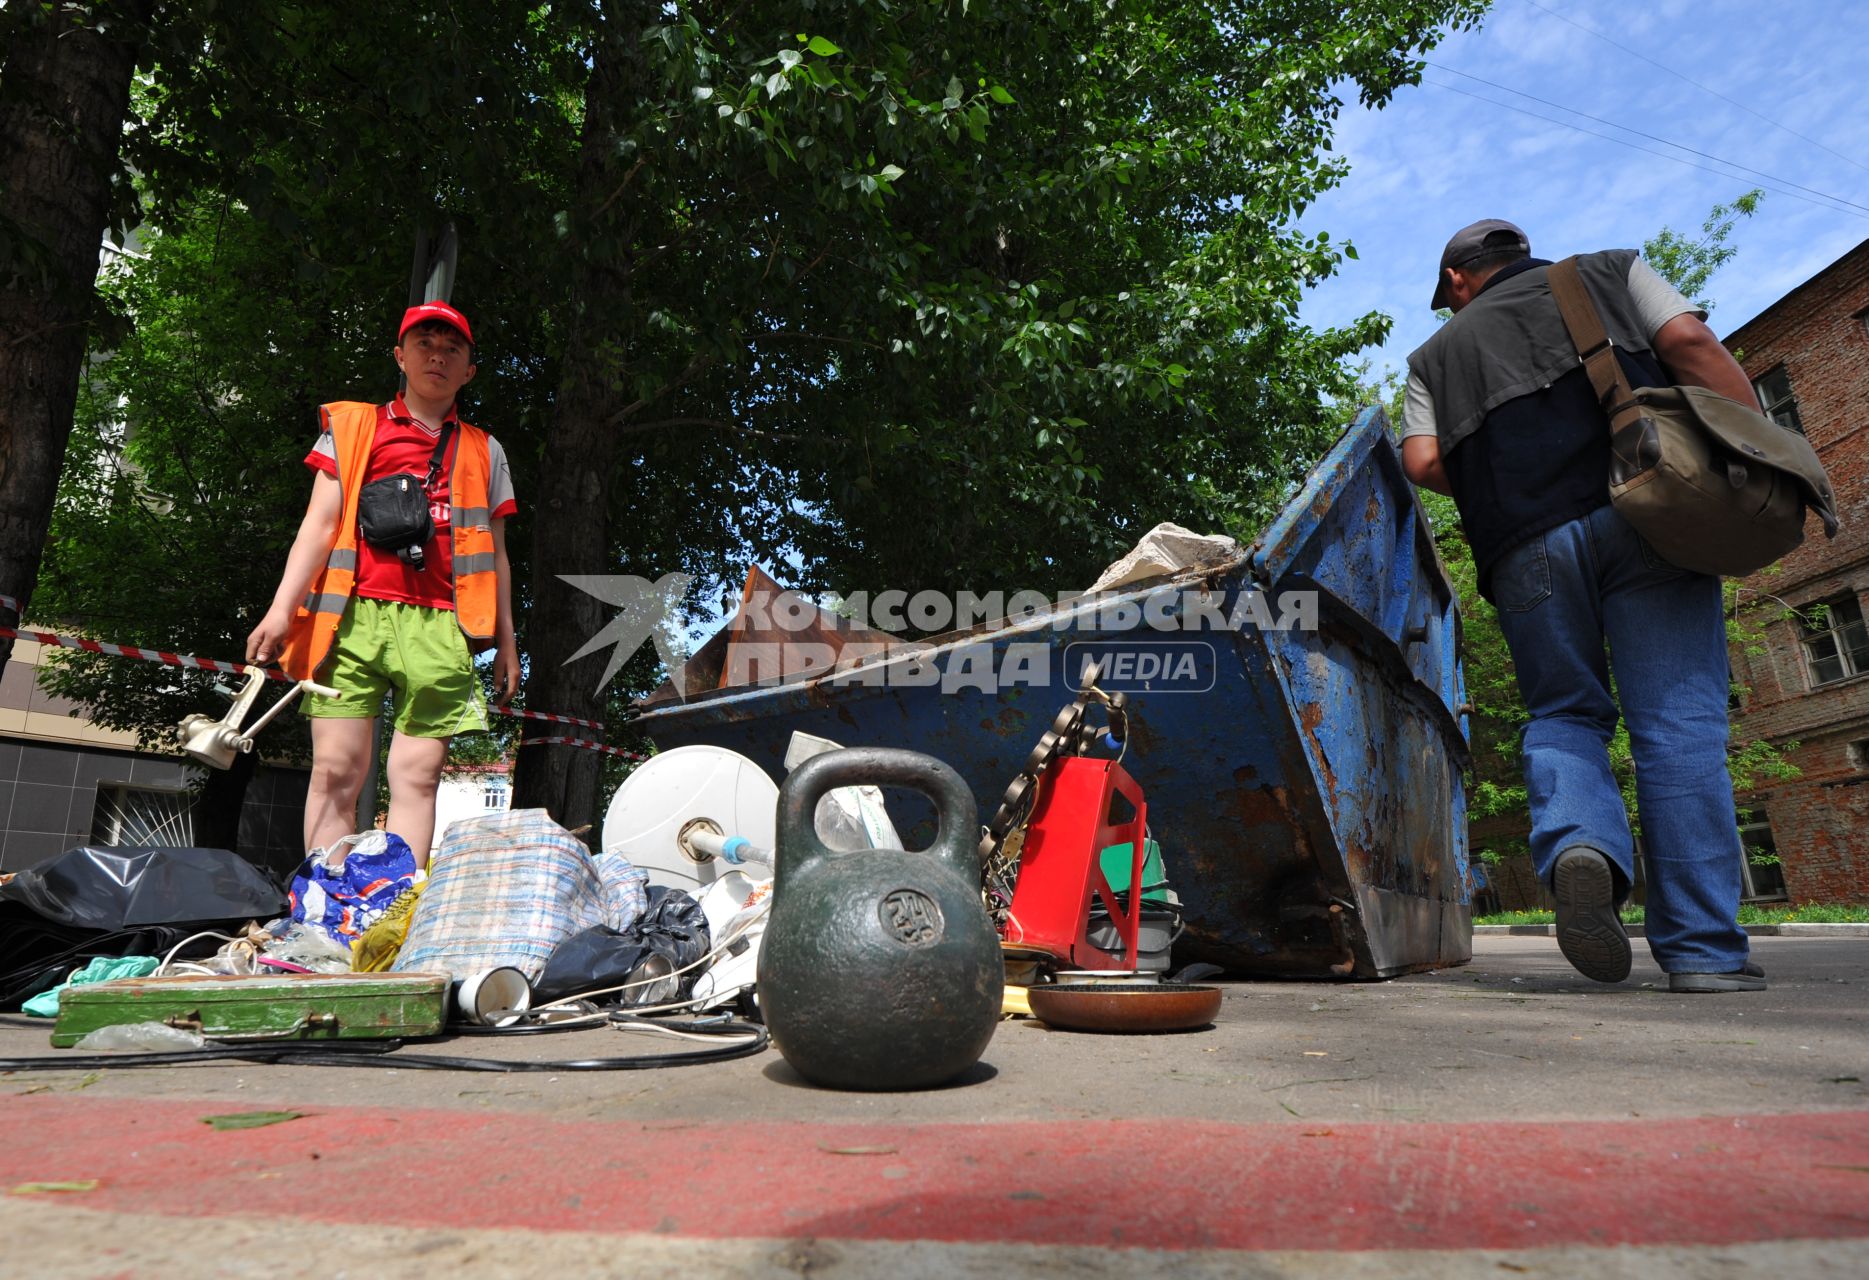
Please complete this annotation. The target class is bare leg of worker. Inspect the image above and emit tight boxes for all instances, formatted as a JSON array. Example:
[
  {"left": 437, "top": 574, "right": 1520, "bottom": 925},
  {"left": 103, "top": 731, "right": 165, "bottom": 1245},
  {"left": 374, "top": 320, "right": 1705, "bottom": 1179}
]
[
  {"left": 385, "top": 731, "right": 450, "bottom": 869},
  {"left": 305, "top": 716, "right": 377, "bottom": 856}
]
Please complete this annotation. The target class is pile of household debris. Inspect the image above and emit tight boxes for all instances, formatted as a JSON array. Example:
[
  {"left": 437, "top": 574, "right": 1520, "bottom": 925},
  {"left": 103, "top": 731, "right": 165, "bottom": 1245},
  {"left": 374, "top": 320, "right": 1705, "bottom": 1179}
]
[
  {"left": 2, "top": 453, "right": 1479, "bottom": 1086},
  {"left": 0, "top": 668, "right": 1196, "bottom": 1091},
  {"left": 0, "top": 666, "right": 1213, "bottom": 1089}
]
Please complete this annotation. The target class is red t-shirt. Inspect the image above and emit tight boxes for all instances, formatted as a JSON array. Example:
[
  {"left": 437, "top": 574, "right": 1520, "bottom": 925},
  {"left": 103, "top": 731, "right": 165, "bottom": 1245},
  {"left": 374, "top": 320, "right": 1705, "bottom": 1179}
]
[{"left": 305, "top": 399, "right": 517, "bottom": 610}]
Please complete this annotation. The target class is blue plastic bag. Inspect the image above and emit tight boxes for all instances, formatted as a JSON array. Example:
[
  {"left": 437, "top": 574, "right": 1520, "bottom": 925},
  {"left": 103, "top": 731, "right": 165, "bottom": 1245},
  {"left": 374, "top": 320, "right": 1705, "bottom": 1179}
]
[{"left": 287, "top": 832, "right": 419, "bottom": 950}]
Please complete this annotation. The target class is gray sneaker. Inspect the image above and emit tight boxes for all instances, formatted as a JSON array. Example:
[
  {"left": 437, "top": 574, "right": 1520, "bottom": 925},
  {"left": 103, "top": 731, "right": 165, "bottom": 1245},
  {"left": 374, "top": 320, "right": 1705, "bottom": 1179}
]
[
  {"left": 1552, "top": 846, "right": 1632, "bottom": 983},
  {"left": 1669, "top": 962, "right": 1767, "bottom": 993}
]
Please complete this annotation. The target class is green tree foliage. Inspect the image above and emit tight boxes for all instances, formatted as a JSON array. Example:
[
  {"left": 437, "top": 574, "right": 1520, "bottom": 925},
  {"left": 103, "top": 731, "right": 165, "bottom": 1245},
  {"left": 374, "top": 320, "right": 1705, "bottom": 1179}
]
[
  {"left": 745, "top": 1, "right": 1495, "bottom": 591},
  {"left": 30, "top": 0, "right": 1493, "bottom": 833},
  {"left": 37, "top": 205, "right": 344, "bottom": 757},
  {"left": 1641, "top": 188, "right": 1763, "bottom": 316},
  {"left": 515, "top": 0, "right": 1490, "bottom": 821}
]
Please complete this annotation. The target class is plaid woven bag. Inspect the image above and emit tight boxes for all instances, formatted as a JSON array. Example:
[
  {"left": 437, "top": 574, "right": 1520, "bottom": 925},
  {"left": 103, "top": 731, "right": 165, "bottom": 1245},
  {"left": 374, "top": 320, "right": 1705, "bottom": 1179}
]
[{"left": 393, "top": 809, "right": 648, "bottom": 982}]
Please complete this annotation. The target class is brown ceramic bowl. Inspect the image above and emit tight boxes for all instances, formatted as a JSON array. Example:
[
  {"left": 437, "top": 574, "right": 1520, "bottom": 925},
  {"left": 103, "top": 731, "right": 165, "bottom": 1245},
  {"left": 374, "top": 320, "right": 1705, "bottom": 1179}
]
[{"left": 1026, "top": 982, "right": 1222, "bottom": 1033}]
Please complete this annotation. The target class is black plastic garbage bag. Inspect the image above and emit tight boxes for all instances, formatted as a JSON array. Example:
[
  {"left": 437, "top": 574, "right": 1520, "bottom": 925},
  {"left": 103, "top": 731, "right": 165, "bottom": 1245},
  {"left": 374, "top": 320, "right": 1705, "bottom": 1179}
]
[
  {"left": 0, "top": 846, "right": 286, "bottom": 1008},
  {"left": 1, "top": 845, "right": 283, "bottom": 929},
  {"left": 533, "top": 886, "right": 710, "bottom": 1007}
]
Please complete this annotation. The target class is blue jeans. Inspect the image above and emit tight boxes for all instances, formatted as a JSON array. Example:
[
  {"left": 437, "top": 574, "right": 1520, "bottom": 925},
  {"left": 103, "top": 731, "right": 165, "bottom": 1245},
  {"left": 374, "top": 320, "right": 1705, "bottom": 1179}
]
[{"left": 1491, "top": 506, "right": 1749, "bottom": 974}]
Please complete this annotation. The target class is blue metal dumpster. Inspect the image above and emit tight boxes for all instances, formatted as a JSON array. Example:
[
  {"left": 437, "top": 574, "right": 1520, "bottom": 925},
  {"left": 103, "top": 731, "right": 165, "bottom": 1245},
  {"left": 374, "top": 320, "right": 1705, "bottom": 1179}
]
[{"left": 634, "top": 407, "right": 1472, "bottom": 977}]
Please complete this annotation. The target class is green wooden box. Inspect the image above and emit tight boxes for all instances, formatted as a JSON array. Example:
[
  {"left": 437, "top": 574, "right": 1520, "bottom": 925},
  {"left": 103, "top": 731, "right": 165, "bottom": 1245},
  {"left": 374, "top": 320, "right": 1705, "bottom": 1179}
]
[{"left": 51, "top": 972, "right": 449, "bottom": 1047}]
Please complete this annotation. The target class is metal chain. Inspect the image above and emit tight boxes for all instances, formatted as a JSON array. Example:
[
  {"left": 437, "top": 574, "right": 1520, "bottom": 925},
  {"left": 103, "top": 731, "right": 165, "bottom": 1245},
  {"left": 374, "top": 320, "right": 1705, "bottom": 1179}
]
[{"left": 978, "top": 659, "right": 1129, "bottom": 924}]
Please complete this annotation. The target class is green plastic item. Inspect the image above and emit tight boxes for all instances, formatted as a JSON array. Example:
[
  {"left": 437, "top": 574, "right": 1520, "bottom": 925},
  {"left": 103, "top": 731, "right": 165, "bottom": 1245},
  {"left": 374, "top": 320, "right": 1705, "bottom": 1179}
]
[
  {"left": 51, "top": 972, "right": 448, "bottom": 1047},
  {"left": 1098, "top": 838, "right": 1170, "bottom": 902},
  {"left": 23, "top": 955, "right": 160, "bottom": 1018}
]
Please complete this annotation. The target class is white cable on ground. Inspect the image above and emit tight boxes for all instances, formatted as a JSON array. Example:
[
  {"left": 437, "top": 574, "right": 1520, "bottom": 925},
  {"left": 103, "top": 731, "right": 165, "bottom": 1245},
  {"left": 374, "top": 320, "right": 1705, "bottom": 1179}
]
[
  {"left": 600, "top": 983, "right": 757, "bottom": 1020},
  {"left": 610, "top": 1018, "right": 763, "bottom": 1045},
  {"left": 155, "top": 930, "right": 238, "bottom": 976}
]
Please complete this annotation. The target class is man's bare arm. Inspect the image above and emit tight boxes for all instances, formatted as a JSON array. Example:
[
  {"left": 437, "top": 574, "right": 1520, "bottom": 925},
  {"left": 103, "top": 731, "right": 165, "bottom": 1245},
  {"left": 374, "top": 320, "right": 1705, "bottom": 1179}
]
[
  {"left": 1402, "top": 434, "right": 1452, "bottom": 495},
  {"left": 246, "top": 472, "right": 342, "bottom": 665},
  {"left": 1652, "top": 313, "right": 1755, "bottom": 404}
]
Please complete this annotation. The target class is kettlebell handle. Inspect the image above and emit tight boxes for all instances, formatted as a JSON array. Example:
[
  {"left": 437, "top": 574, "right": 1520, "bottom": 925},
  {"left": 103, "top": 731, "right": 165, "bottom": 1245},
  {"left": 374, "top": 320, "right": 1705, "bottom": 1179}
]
[{"left": 775, "top": 747, "right": 980, "bottom": 888}]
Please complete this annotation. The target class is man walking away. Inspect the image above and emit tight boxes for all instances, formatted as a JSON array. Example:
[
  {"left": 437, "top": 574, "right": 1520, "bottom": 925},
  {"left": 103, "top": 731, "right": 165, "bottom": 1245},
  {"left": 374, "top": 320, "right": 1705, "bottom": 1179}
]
[{"left": 1401, "top": 220, "right": 1764, "bottom": 993}]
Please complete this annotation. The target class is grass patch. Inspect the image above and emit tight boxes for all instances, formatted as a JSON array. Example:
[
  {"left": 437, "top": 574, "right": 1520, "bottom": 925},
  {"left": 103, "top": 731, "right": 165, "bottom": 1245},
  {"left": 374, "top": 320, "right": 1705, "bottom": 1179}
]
[
  {"left": 1474, "top": 903, "right": 1869, "bottom": 926},
  {"left": 1736, "top": 903, "right": 1869, "bottom": 925},
  {"left": 1475, "top": 909, "right": 1561, "bottom": 926}
]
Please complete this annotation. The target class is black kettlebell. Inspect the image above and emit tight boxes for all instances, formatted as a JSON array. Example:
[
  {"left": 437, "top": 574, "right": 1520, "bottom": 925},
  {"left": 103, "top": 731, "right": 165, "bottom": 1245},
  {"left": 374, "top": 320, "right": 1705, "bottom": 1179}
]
[{"left": 759, "top": 747, "right": 1003, "bottom": 1090}]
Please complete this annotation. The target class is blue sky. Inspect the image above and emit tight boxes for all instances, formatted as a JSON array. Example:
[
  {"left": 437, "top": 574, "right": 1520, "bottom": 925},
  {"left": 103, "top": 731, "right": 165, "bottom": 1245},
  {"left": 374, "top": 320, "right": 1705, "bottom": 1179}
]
[{"left": 1300, "top": 0, "right": 1869, "bottom": 375}]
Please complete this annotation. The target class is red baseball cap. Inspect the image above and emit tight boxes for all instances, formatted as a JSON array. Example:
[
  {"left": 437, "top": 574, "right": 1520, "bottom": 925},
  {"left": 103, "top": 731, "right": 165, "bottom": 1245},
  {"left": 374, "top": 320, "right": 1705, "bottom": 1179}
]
[{"left": 399, "top": 300, "right": 474, "bottom": 346}]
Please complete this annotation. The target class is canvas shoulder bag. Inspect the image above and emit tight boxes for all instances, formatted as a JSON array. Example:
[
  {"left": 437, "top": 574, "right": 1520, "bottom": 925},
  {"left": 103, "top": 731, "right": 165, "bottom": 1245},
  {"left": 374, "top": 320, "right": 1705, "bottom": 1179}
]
[{"left": 1546, "top": 256, "right": 1839, "bottom": 577}]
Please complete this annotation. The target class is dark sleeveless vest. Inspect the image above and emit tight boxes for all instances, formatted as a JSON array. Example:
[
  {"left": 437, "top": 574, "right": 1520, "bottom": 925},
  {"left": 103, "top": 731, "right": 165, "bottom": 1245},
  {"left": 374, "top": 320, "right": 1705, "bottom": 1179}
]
[{"left": 1407, "top": 252, "right": 1669, "bottom": 599}]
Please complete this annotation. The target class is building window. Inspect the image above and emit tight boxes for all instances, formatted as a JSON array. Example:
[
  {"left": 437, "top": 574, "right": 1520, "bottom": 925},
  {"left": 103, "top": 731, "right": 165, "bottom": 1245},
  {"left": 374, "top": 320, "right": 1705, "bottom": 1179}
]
[
  {"left": 483, "top": 779, "right": 511, "bottom": 810},
  {"left": 1752, "top": 365, "right": 1804, "bottom": 434},
  {"left": 1798, "top": 595, "right": 1869, "bottom": 687},
  {"left": 1736, "top": 810, "right": 1788, "bottom": 901},
  {"left": 91, "top": 784, "right": 195, "bottom": 847}
]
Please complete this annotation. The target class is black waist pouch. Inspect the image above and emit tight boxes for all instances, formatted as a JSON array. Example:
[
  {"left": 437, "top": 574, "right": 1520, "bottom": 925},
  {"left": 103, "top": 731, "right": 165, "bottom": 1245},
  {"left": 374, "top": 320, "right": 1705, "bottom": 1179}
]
[
  {"left": 358, "top": 473, "right": 435, "bottom": 567},
  {"left": 356, "top": 422, "right": 453, "bottom": 570}
]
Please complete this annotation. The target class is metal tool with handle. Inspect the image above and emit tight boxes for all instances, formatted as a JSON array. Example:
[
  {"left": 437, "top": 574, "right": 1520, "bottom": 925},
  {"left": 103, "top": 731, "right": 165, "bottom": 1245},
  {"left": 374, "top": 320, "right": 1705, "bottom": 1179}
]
[{"left": 178, "top": 667, "right": 341, "bottom": 770}]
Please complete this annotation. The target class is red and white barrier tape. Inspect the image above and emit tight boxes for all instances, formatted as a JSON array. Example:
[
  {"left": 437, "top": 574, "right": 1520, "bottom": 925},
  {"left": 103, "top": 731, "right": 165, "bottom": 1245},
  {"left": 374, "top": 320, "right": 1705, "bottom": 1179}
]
[
  {"left": 492, "top": 704, "right": 604, "bottom": 731},
  {"left": 1, "top": 622, "right": 296, "bottom": 682},
  {"left": 521, "top": 735, "right": 650, "bottom": 761},
  {"left": 0, "top": 592, "right": 620, "bottom": 744}
]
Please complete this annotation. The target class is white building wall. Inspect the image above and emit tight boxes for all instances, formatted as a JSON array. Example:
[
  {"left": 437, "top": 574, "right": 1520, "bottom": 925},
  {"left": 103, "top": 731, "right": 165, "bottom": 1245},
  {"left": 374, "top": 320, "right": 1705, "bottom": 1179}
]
[{"left": 430, "top": 772, "right": 511, "bottom": 859}]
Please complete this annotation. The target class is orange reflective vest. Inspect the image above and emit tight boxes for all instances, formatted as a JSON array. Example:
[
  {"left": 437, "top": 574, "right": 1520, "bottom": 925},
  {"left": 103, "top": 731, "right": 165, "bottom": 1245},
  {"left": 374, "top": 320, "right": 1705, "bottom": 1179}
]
[{"left": 278, "top": 401, "right": 499, "bottom": 682}]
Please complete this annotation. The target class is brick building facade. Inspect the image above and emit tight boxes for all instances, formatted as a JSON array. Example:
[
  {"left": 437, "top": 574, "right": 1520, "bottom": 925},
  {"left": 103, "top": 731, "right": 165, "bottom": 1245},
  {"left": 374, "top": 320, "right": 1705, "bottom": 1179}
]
[{"left": 1723, "top": 238, "right": 1869, "bottom": 903}]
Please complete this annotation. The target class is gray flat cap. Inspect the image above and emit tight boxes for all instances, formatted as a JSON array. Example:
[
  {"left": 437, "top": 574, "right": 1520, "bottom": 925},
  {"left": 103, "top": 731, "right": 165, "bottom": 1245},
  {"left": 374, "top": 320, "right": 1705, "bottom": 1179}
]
[{"left": 1431, "top": 218, "right": 1530, "bottom": 310}]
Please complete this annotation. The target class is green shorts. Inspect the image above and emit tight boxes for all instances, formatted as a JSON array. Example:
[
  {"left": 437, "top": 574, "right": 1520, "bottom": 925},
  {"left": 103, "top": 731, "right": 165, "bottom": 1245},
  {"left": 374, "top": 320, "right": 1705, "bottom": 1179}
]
[{"left": 305, "top": 597, "right": 488, "bottom": 738}]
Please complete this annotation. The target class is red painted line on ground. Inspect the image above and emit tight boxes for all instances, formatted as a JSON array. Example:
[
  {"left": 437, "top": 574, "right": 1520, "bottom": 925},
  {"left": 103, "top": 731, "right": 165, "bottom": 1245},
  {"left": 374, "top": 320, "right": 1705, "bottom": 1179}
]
[{"left": 6, "top": 1097, "right": 1868, "bottom": 1249}]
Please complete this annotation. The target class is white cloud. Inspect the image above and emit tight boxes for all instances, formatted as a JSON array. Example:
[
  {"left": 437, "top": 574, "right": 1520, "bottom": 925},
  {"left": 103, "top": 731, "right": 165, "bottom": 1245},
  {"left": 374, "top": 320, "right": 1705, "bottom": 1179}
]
[
  {"left": 1503, "top": 128, "right": 1573, "bottom": 162},
  {"left": 1298, "top": 0, "right": 1869, "bottom": 370}
]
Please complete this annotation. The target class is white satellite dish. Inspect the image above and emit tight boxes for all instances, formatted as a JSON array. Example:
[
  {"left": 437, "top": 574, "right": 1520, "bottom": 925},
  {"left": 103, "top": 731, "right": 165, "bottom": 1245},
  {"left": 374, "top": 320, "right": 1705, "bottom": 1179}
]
[{"left": 600, "top": 745, "right": 778, "bottom": 890}]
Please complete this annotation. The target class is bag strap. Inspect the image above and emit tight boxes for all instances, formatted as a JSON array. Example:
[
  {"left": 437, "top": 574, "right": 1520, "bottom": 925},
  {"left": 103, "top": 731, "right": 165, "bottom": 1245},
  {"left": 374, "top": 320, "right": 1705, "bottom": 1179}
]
[
  {"left": 1547, "top": 256, "right": 1644, "bottom": 430},
  {"left": 422, "top": 419, "right": 456, "bottom": 493}
]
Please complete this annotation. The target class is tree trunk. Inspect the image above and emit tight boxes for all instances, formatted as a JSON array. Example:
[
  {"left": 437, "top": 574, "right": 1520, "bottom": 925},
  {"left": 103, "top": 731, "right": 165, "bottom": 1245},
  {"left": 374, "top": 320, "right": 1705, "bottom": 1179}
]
[
  {"left": 0, "top": 4, "right": 149, "bottom": 665},
  {"left": 510, "top": 22, "right": 644, "bottom": 834}
]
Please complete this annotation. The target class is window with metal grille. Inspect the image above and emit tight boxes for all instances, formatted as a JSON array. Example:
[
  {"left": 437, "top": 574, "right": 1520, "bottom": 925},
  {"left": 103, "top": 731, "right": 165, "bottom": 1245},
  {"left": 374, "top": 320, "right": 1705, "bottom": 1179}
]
[
  {"left": 1736, "top": 809, "right": 1788, "bottom": 901},
  {"left": 1798, "top": 595, "right": 1869, "bottom": 687},
  {"left": 1753, "top": 365, "right": 1804, "bottom": 433},
  {"left": 90, "top": 783, "right": 195, "bottom": 847}
]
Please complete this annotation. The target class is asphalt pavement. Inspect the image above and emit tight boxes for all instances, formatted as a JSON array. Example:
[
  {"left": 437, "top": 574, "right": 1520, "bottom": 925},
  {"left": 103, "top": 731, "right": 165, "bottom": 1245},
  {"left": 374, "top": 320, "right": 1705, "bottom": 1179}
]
[{"left": 0, "top": 934, "right": 1863, "bottom": 1277}]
